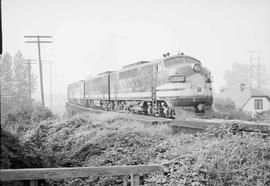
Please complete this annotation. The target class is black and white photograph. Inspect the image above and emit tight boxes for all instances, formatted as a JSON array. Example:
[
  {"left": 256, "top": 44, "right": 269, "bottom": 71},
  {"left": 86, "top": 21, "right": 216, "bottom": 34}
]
[{"left": 0, "top": 0, "right": 270, "bottom": 185}]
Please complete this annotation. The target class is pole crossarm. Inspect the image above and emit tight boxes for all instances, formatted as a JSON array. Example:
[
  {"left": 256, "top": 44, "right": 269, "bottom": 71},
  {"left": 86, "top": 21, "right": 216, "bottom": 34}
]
[
  {"left": 23, "top": 59, "right": 38, "bottom": 64},
  {"left": 25, "top": 41, "right": 53, "bottom": 43},
  {"left": 24, "top": 36, "right": 52, "bottom": 38},
  {"left": 24, "top": 59, "right": 51, "bottom": 63},
  {"left": 23, "top": 62, "right": 37, "bottom": 65}
]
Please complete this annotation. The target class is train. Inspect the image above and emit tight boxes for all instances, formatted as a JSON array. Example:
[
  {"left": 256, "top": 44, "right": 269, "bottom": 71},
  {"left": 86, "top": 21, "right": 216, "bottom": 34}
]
[{"left": 67, "top": 52, "right": 213, "bottom": 118}]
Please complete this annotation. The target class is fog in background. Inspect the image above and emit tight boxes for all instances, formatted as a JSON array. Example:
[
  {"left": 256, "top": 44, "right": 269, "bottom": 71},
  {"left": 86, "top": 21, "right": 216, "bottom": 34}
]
[{"left": 2, "top": 0, "right": 270, "bottom": 115}]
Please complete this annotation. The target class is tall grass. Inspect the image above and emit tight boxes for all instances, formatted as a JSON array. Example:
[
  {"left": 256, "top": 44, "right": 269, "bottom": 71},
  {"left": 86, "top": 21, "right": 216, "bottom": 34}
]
[{"left": 2, "top": 111, "right": 269, "bottom": 185}]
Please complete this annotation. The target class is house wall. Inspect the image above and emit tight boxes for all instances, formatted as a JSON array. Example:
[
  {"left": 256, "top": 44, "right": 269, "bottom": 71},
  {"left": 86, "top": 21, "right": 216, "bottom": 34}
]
[{"left": 242, "top": 97, "right": 270, "bottom": 114}]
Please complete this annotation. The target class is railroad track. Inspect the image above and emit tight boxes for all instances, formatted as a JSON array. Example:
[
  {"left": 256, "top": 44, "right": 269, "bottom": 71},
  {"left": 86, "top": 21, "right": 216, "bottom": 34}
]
[{"left": 66, "top": 102, "right": 270, "bottom": 134}]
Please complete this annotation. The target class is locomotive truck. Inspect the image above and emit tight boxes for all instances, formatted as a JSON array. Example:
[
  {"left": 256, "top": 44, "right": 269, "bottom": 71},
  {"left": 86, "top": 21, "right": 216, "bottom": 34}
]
[{"left": 67, "top": 52, "right": 213, "bottom": 118}]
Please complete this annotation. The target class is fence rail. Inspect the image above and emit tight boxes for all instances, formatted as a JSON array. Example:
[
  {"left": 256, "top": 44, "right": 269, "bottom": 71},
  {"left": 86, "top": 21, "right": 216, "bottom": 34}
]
[{"left": 0, "top": 165, "right": 162, "bottom": 186}]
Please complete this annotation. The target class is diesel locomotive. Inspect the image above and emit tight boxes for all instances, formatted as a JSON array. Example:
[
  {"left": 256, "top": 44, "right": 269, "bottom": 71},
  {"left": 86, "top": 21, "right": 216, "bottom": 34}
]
[{"left": 67, "top": 52, "right": 213, "bottom": 118}]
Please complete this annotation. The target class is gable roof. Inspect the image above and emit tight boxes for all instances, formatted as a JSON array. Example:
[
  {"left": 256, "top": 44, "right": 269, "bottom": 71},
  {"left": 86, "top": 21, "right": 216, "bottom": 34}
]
[{"left": 216, "top": 87, "right": 270, "bottom": 109}]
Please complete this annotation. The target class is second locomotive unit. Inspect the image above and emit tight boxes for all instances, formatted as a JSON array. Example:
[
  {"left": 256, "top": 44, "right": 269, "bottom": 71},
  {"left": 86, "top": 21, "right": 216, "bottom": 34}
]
[{"left": 68, "top": 52, "right": 213, "bottom": 118}]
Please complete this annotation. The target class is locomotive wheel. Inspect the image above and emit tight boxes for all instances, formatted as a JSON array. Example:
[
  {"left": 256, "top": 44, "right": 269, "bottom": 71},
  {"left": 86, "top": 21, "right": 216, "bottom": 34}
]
[
  {"left": 195, "top": 103, "right": 205, "bottom": 113},
  {"left": 147, "top": 104, "right": 153, "bottom": 115},
  {"left": 165, "top": 107, "right": 176, "bottom": 119}
]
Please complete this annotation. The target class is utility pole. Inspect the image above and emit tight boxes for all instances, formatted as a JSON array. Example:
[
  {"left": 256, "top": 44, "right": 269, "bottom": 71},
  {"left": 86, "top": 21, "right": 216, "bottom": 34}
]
[
  {"left": 24, "top": 35, "right": 52, "bottom": 107},
  {"left": 39, "top": 60, "right": 53, "bottom": 111},
  {"left": 23, "top": 59, "right": 37, "bottom": 104},
  {"left": 249, "top": 50, "right": 261, "bottom": 90},
  {"left": 49, "top": 61, "right": 53, "bottom": 111}
]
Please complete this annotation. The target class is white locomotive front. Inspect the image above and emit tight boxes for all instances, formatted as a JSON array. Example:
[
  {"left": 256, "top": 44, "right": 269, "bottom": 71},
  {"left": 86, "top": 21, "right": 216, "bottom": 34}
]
[{"left": 157, "top": 54, "right": 213, "bottom": 113}]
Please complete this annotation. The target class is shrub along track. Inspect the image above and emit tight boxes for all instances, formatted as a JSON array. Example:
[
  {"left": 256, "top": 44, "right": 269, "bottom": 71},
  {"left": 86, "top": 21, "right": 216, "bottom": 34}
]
[{"left": 66, "top": 102, "right": 270, "bottom": 135}]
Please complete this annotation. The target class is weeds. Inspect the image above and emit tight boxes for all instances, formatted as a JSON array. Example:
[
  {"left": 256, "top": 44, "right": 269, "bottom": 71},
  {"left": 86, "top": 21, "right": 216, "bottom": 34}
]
[{"left": 1, "top": 111, "right": 269, "bottom": 186}]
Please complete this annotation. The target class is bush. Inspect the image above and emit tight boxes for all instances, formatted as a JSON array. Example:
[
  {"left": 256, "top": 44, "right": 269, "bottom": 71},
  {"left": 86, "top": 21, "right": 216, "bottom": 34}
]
[
  {"left": 149, "top": 128, "right": 270, "bottom": 186},
  {"left": 1, "top": 103, "right": 54, "bottom": 136},
  {"left": 3, "top": 112, "right": 269, "bottom": 186},
  {"left": 2, "top": 103, "right": 54, "bottom": 125},
  {"left": 25, "top": 114, "right": 168, "bottom": 185},
  {"left": 1, "top": 104, "right": 33, "bottom": 127},
  {"left": 205, "top": 109, "right": 253, "bottom": 120},
  {"left": 31, "top": 104, "right": 54, "bottom": 122},
  {"left": 204, "top": 98, "right": 253, "bottom": 120},
  {"left": 0, "top": 128, "right": 50, "bottom": 169},
  {"left": 257, "top": 109, "right": 270, "bottom": 122}
]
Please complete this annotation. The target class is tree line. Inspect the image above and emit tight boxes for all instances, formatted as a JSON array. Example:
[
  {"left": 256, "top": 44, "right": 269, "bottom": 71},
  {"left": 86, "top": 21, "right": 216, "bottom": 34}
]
[{"left": 0, "top": 51, "right": 37, "bottom": 114}]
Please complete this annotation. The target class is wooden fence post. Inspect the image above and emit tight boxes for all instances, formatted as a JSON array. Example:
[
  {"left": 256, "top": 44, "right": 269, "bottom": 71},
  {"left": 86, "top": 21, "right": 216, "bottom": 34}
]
[
  {"left": 123, "top": 175, "right": 128, "bottom": 186},
  {"left": 130, "top": 173, "right": 134, "bottom": 186},
  {"left": 30, "top": 180, "right": 38, "bottom": 186},
  {"left": 134, "top": 174, "right": 140, "bottom": 186}
]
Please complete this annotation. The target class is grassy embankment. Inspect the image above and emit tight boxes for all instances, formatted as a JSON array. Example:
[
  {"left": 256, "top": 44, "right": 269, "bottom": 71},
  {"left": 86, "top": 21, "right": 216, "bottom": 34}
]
[{"left": 1, "top": 108, "right": 269, "bottom": 186}]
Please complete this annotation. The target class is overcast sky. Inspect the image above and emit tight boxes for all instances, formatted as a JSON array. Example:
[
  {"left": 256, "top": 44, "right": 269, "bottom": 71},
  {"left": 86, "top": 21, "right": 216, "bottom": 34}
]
[{"left": 2, "top": 0, "right": 270, "bottom": 103}]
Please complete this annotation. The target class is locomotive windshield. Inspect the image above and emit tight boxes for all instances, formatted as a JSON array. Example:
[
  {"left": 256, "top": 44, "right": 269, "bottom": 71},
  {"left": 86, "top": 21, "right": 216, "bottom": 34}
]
[{"left": 164, "top": 56, "right": 200, "bottom": 68}]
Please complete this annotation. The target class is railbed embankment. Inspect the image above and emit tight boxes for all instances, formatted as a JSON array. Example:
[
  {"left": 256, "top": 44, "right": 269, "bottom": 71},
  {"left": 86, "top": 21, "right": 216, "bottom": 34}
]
[{"left": 66, "top": 102, "right": 270, "bottom": 134}]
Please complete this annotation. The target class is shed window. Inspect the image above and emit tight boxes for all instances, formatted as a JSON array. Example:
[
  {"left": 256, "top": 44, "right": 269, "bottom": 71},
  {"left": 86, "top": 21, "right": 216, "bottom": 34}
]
[{"left": 254, "top": 99, "right": 263, "bottom": 110}]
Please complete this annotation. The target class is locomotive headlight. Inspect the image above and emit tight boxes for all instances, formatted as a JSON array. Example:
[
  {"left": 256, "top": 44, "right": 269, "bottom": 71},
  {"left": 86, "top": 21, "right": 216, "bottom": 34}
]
[
  {"left": 169, "top": 75, "right": 185, "bottom": 82},
  {"left": 192, "top": 63, "right": 201, "bottom": 72}
]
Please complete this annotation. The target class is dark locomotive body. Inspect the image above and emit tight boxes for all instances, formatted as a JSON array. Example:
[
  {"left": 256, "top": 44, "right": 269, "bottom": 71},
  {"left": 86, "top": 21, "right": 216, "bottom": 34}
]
[{"left": 67, "top": 53, "right": 213, "bottom": 118}]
